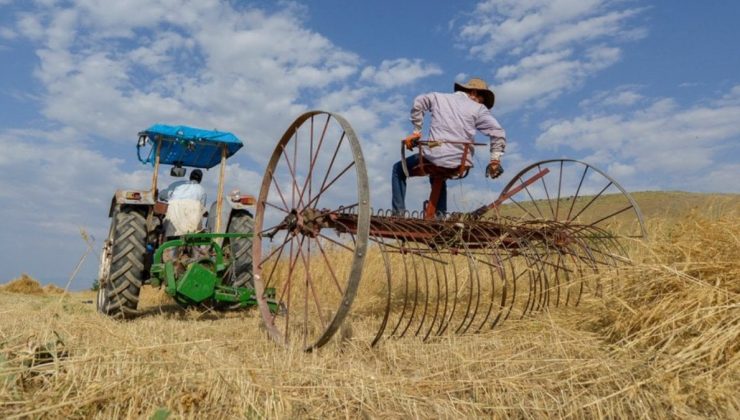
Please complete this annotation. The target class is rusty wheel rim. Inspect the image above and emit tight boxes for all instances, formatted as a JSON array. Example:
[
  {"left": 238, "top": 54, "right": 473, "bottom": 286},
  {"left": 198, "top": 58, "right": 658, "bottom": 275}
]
[{"left": 252, "top": 111, "right": 370, "bottom": 351}]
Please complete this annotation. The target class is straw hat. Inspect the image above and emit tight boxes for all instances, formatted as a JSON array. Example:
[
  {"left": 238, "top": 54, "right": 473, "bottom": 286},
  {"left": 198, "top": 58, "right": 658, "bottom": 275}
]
[{"left": 454, "top": 77, "right": 495, "bottom": 109}]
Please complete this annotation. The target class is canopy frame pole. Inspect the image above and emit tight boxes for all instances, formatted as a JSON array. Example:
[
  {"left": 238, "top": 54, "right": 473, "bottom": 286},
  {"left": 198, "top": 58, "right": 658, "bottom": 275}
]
[
  {"left": 150, "top": 137, "right": 163, "bottom": 193},
  {"left": 215, "top": 144, "right": 227, "bottom": 232}
]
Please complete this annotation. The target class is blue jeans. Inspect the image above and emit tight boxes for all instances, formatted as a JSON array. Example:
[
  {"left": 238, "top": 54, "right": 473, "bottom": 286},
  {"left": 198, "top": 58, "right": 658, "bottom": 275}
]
[{"left": 391, "top": 154, "right": 447, "bottom": 215}]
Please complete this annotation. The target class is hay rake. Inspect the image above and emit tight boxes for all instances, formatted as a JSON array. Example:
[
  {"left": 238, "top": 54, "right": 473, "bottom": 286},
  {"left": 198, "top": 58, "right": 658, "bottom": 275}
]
[{"left": 253, "top": 111, "right": 647, "bottom": 351}]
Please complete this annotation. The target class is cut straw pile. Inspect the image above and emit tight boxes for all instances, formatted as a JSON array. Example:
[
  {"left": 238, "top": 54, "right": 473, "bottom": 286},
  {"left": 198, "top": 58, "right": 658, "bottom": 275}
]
[
  {"left": 1, "top": 207, "right": 738, "bottom": 418},
  {"left": 0, "top": 274, "right": 67, "bottom": 296}
]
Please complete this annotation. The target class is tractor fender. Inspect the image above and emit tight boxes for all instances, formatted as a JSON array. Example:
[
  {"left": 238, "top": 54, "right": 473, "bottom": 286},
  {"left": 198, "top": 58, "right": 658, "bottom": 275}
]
[
  {"left": 108, "top": 189, "right": 156, "bottom": 217},
  {"left": 225, "top": 192, "right": 256, "bottom": 212},
  {"left": 207, "top": 193, "right": 255, "bottom": 234}
]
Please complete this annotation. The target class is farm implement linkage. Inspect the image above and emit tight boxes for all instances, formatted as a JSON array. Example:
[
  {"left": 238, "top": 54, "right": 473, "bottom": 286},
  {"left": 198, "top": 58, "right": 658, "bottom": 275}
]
[{"left": 252, "top": 111, "right": 647, "bottom": 351}]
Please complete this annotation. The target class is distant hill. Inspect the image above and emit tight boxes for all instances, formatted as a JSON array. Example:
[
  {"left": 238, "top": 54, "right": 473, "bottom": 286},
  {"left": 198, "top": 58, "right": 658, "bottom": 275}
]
[
  {"left": 490, "top": 190, "right": 739, "bottom": 238},
  {"left": 629, "top": 191, "right": 740, "bottom": 219}
]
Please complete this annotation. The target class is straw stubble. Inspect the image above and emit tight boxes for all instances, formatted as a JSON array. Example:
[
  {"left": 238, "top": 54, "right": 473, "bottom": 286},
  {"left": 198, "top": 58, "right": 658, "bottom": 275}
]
[{"left": 1, "top": 203, "right": 738, "bottom": 418}]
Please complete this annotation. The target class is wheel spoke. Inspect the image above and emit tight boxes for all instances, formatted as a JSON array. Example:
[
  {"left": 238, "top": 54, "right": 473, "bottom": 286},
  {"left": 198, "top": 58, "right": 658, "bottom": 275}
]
[
  {"left": 567, "top": 165, "right": 589, "bottom": 221},
  {"left": 292, "top": 129, "right": 299, "bottom": 209},
  {"left": 263, "top": 236, "right": 289, "bottom": 290},
  {"left": 258, "top": 232, "right": 294, "bottom": 269},
  {"left": 555, "top": 160, "right": 564, "bottom": 221},
  {"left": 263, "top": 200, "right": 290, "bottom": 214},
  {"left": 507, "top": 196, "right": 540, "bottom": 220},
  {"left": 317, "top": 232, "right": 355, "bottom": 253},
  {"left": 297, "top": 241, "right": 328, "bottom": 330},
  {"left": 268, "top": 169, "right": 291, "bottom": 212},
  {"left": 306, "top": 132, "right": 347, "bottom": 209},
  {"left": 574, "top": 204, "right": 634, "bottom": 232},
  {"left": 537, "top": 163, "right": 557, "bottom": 219},
  {"left": 305, "top": 158, "right": 355, "bottom": 211},
  {"left": 315, "top": 237, "right": 345, "bottom": 295},
  {"left": 567, "top": 181, "right": 613, "bottom": 223},
  {"left": 518, "top": 178, "right": 546, "bottom": 219},
  {"left": 281, "top": 146, "right": 306, "bottom": 210},
  {"left": 284, "top": 238, "right": 302, "bottom": 343},
  {"left": 298, "top": 114, "right": 331, "bottom": 209}
]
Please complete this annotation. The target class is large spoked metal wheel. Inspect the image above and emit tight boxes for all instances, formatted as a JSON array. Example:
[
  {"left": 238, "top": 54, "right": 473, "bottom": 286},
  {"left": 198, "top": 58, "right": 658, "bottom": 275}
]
[
  {"left": 495, "top": 159, "right": 647, "bottom": 240},
  {"left": 253, "top": 111, "right": 370, "bottom": 351},
  {"left": 96, "top": 206, "right": 147, "bottom": 318},
  {"left": 494, "top": 159, "right": 646, "bottom": 290}
]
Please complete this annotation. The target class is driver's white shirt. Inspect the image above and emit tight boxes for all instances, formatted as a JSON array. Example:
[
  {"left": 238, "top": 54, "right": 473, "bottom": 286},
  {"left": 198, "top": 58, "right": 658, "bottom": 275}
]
[{"left": 162, "top": 180, "right": 207, "bottom": 208}]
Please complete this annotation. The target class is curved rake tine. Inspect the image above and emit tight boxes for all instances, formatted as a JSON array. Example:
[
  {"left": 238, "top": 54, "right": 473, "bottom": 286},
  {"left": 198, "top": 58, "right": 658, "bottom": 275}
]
[
  {"left": 397, "top": 236, "right": 422, "bottom": 338},
  {"left": 353, "top": 195, "right": 638, "bottom": 347},
  {"left": 451, "top": 248, "right": 476, "bottom": 335},
  {"left": 468, "top": 222, "right": 502, "bottom": 333},
  {"left": 388, "top": 219, "right": 415, "bottom": 338},
  {"left": 423, "top": 252, "right": 446, "bottom": 340},
  {"left": 437, "top": 243, "right": 461, "bottom": 336},
  {"left": 368, "top": 216, "right": 405, "bottom": 344},
  {"left": 399, "top": 219, "right": 431, "bottom": 339},
  {"left": 413, "top": 232, "right": 435, "bottom": 338},
  {"left": 370, "top": 235, "right": 393, "bottom": 347}
]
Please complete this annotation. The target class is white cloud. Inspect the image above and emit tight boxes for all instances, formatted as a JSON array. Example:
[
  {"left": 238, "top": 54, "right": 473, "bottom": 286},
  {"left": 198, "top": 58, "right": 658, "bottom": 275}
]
[
  {"left": 716, "top": 85, "right": 740, "bottom": 106},
  {"left": 456, "top": 0, "right": 644, "bottom": 112},
  {"left": 0, "top": 129, "right": 145, "bottom": 233},
  {"left": 360, "top": 58, "right": 443, "bottom": 89},
  {"left": 14, "top": 2, "right": 367, "bottom": 143},
  {"left": 459, "top": 0, "right": 622, "bottom": 61},
  {"left": 7, "top": 0, "right": 446, "bottom": 186},
  {"left": 493, "top": 46, "right": 621, "bottom": 111},
  {"left": 538, "top": 9, "right": 643, "bottom": 51},
  {"left": 535, "top": 87, "right": 740, "bottom": 191},
  {"left": 1, "top": 1, "right": 448, "bottom": 285},
  {"left": 579, "top": 86, "right": 645, "bottom": 108},
  {"left": 16, "top": 13, "right": 45, "bottom": 40},
  {"left": 609, "top": 92, "right": 642, "bottom": 107},
  {"left": 0, "top": 26, "right": 16, "bottom": 40}
]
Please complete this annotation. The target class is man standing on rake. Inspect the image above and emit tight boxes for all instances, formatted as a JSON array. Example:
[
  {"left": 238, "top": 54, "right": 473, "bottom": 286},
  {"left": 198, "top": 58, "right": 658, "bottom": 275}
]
[{"left": 391, "top": 77, "right": 507, "bottom": 216}]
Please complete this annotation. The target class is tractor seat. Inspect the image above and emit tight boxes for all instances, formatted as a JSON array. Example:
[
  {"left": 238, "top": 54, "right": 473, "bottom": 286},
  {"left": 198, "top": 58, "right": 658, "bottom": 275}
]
[
  {"left": 409, "top": 162, "right": 471, "bottom": 180},
  {"left": 408, "top": 140, "right": 476, "bottom": 180}
]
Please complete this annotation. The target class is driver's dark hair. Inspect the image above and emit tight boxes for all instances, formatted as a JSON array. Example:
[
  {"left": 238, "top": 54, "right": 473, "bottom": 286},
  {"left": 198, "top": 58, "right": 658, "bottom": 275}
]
[{"left": 190, "top": 169, "right": 203, "bottom": 183}]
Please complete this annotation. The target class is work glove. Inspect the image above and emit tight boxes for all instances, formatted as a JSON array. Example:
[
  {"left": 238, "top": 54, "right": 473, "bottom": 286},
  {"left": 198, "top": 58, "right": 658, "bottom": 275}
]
[
  {"left": 403, "top": 132, "right": 422, "bottom": 151},
  {"left": 485, "top": 160, "right": 504, "bottom": 179}
]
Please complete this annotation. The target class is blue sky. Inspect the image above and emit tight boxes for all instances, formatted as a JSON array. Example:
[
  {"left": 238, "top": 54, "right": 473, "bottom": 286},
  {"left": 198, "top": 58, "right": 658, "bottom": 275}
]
[{"left": 1, "top": 0, "right": 739, "bottom": 288}]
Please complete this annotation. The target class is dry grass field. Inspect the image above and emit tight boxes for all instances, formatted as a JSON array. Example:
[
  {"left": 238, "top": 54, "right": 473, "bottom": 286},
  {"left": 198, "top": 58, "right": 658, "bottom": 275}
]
[{"left": 1, "top": 192, "right": 738, "bottom": 419}]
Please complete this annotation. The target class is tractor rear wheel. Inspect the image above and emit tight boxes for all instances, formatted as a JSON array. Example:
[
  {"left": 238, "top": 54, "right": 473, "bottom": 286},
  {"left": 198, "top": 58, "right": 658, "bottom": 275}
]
[
  {"left": 97, "top": 206, "right": 147, "bottom": 318},
  {"left": 224, "top": 210, "right": 254, "bottom": 289}
]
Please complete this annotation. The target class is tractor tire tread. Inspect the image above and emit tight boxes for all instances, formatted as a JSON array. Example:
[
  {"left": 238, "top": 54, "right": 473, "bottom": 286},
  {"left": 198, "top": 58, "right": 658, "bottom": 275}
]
[
  {"left": 99, "top": 207, "right": 147, "bottom": 319},
  {"left": 225, "top": 211, "right": 254, "bottom": 289}
]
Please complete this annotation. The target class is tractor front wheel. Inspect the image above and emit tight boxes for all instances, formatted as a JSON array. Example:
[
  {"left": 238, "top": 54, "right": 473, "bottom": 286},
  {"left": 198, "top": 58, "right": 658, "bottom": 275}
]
[{"left": 96, "top": 206, "right": 147, "bottom": 318}]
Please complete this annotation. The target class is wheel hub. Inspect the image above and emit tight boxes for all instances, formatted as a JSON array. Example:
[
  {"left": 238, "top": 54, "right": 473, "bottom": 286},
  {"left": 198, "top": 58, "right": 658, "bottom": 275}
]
[{"left": 281, "top": 208, "right": 334, "bottom": 238}]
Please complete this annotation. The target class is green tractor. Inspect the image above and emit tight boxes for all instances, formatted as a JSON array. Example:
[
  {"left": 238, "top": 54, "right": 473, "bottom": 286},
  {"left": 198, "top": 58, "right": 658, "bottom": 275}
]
[{"left": 96, "top": 124, "right": 276, "bottom": 318}]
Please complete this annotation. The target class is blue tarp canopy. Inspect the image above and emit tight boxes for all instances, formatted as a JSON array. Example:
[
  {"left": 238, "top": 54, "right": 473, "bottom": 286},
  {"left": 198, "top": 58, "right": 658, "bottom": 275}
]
[{"left": 139, "top": 124, "right": 243, "bottom": 169}]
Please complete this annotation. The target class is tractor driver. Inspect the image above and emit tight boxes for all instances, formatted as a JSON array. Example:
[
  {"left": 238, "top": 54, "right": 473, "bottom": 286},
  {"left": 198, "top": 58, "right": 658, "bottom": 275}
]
[
  {"left": 391, "top": 77, "right": 507, "bottom": 216},
  {"left": 160, "top": 169, "right": 207, "bottom": 237}
]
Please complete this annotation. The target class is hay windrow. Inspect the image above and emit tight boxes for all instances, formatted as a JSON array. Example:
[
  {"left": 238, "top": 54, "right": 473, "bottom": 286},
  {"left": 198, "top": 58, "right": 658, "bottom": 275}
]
[
  {"left": 1, "top": 199, "right": 738, "bottom": 418},
  {"left": 0, "top": 275, "right": 69, "bottom": 297},
  {"left": 0, "top": 274, "right": 45, "bottom": 295}
]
